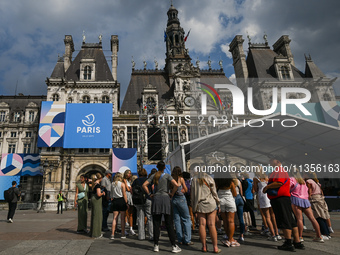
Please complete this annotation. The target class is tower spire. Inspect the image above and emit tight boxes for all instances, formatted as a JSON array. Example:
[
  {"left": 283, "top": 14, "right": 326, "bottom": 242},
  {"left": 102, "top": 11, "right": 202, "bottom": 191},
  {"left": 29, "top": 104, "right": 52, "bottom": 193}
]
[{"left": 164, "top": 3, "right": 191, "bottom": 75}]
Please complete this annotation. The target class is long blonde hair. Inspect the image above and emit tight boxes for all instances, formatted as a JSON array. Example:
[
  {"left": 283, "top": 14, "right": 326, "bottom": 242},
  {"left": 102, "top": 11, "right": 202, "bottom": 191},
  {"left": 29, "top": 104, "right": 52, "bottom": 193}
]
[
  {"left": 293, "top": 171, "right": 305, "bottom": 185},
  {"left": 114, "top": 173, "right": 123, "bottom": 184},
  {"left": 91, "top": 173, "right": 102, "bottom": 190}
]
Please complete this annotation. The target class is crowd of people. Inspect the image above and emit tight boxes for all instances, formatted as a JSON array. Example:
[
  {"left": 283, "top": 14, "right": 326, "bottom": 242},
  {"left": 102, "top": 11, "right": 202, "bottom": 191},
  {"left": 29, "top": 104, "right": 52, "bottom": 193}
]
[{"left": 73, "top": 159, "right": 334, "bottom": 253}]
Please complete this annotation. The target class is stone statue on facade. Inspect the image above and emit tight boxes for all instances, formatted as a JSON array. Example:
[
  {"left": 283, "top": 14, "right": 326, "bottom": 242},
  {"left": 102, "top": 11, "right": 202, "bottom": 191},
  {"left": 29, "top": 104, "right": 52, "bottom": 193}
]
[
  {"left": 196, "top": 58, "right": 200, "bottom": 69},
  {"left": 131, "top": 57, "right": 135, "bottom": 70}
]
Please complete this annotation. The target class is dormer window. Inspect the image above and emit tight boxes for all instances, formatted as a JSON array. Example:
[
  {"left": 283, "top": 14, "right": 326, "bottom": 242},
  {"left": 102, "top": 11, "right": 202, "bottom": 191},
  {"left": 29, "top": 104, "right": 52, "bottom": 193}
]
[
  {"left": 102, "top": 96, "right": 110, "bottom": 103},
  {"left": 29, "top": 111, "right": 35, "bottom": 122},
  {"left": 13, "top": 112, "right": 20, "bottom": 122},
  {"left": 280, "top": 66, "right": 290, "bottom": 80},
  {"left": 82, "top": 95, "right": 90, "bottom": 103},
  {"left": 84, "top": 66, "right": 91, "bottom": 80},
  {"left": 0, "top": 111, "right": 6, "bottom": 122},
  {"left": 146, "top": 97, "right": 156, "bottom": 113},
  {"left": 52, "top": 94, "right": 59, "bottom": 101}
]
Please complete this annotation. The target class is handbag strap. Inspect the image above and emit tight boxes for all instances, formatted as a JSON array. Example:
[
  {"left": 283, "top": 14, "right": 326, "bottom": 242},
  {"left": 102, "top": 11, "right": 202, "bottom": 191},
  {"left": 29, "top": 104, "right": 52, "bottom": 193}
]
[
  {"left": 290, "top": 183, "right": 298, "bottom": 192},
  {"left": 203, "top": 179, "right": 212, "bottom": 193}
]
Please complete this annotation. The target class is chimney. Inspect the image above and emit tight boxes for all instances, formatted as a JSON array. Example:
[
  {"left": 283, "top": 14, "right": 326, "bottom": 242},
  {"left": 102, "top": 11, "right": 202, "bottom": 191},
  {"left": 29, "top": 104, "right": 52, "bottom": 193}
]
[
  {"left": 111, "top": 35, "right": 119, "bottom": 81},
  {"left": 64, "top": 35, "right": 74, "bottom": 72},
  {"left": 273, "top": 35, "right": 295, "bottom": 66}
]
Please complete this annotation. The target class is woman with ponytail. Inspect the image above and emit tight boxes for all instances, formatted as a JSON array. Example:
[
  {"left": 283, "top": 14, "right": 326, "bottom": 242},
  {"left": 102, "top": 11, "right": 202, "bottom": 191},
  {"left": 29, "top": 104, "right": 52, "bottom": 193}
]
[{"left": 143, "top": 161, "right": 182, "bottom": 253}]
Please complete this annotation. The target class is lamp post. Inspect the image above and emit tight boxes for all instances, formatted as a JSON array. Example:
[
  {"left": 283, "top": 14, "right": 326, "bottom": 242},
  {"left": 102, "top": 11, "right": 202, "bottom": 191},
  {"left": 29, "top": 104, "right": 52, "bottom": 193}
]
[
  {"left": 37, "top": 159, "right": 49, "bottom": 213},
  {"left": 37, "top": 158, "right": 60, "bottom": 213}
]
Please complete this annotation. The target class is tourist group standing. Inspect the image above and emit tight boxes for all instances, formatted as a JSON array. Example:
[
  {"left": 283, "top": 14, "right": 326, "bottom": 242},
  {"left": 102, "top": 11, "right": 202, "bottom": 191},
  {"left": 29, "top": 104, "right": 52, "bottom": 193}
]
[{"left": 72, "top": 159, "right": 334, "bottom": 253}]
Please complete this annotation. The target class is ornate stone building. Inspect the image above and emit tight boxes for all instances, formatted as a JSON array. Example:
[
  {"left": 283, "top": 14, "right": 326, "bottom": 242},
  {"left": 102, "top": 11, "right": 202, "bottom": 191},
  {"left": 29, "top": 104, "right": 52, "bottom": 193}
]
[{"left": 0, "top": 4, "right": 337, "bottom": 208}]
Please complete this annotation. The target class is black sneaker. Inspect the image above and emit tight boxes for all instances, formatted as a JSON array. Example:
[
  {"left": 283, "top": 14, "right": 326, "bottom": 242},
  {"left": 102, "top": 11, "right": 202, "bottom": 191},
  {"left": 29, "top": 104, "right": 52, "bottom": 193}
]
[
  {"left": 278, "top": 242, "right": 295, "bottom": 252},
  {"left": 293, "top": 242, "right": 305, "bottom": 250}
]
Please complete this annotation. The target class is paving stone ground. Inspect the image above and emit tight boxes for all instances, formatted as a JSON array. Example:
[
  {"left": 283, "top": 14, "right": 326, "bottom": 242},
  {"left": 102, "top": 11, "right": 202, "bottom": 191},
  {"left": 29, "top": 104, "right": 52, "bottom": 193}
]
[{"left": 1, "top": 209, "right": 340, "bottom": 254}]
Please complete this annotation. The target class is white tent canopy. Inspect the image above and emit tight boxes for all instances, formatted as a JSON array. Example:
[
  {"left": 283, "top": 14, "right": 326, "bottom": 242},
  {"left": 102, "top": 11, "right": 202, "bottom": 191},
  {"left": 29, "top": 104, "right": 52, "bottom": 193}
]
[{"left": 168, "top": 113, "right": 340, "bottom": 174}]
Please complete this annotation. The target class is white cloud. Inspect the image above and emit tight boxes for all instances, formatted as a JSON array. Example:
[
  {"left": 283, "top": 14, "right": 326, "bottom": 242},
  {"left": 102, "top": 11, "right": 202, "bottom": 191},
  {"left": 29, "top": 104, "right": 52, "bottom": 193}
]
[
  {"left": 220, "top": 43, "right": 232, "bottom": 59},
  {"left": 229, "top": 73, "right": 236, "bottom": 85},
  {"left": 0, "top": 0, "right": 339, "bottom": 99}
]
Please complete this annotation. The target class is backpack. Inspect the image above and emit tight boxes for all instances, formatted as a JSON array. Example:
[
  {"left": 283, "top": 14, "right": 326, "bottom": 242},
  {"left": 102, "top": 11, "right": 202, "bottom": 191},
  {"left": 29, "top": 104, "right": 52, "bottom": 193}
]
[
  {"left": 4, "top": 187, "right": 14, "bottom": 203},
  {"left": 132, "top": 179, "right": 146, "bottom": 205}
]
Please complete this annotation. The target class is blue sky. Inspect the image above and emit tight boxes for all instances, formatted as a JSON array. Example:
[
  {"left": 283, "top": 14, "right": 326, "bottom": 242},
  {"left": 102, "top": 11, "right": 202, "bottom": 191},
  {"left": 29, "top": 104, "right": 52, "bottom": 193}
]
[{"left": 0, "top": 0, "right": 339, "bottom": 104}]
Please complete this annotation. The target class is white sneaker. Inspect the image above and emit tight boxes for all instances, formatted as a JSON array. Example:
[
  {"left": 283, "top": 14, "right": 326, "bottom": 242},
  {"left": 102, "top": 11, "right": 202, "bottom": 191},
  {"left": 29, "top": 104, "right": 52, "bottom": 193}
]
[
  {"left": 313, "top": 237, "right": 324, "bottom": 243},
  {"left": 267, "top": 236, "right": 278, "bottom": 241},
  {"left": 276, "top": 235, "right": 282, "bottom": 240},
  {"left": 327, "top": 235, "right": 331, "bottom": 239},
  {"left": 172, "top": 245, "right": 181, "bottom": 253},
  {"left": 121, "top": 235, "right": 126, "bottom": 239},
  {"left": 110, "top": 235, "right": 115, "bottom": 240},
  {"left": 328, "top": 227, "right": 334, "bottom": 233},
  {"left": 300, "top": 237, "right": 304, "bottom": 242},
  {"left": 303, "top": 225, "right": 307, "bottom": 230},
  {"left": 154, "top": 244, "right": 159, "bottom": 252},
  {"left": 129, "top": 229, "right": 136, "bottom": 236},
  {"left": 8, "top": 218, "right": 13, "bottom": 223},
  {"left": 321, "top": 235, "right": 329, "bottom": 240}
]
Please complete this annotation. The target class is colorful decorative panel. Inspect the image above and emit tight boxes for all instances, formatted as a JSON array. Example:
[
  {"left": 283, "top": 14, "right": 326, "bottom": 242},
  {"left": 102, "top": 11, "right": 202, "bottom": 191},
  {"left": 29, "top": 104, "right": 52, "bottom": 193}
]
[
  {"left": 0, "top": 153, "right": 42, "bottom": 200},
  {"left": 320, "top": 101, "right": 340, "bottom": 127},
  {"left": 112, "top": 148, "right": 137, "bottom": 175},
  {"left": 37, "top": 101, "right": 66, "bottom": 147}
]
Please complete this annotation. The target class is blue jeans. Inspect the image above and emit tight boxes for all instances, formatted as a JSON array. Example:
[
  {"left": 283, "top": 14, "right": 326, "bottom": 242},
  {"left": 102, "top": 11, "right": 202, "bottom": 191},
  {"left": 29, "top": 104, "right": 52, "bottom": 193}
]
[
  {"left": 172, "top": 195, "right": 191, "bottom": 244},
  {"left": 235, "top": 194, "right": 245, "bottom": 235}
]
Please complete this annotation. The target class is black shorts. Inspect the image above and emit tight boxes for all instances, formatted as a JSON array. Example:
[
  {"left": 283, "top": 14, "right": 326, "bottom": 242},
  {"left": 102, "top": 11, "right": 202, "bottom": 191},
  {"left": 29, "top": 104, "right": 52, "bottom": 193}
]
[
  {"left": 111, "top": 197, "right": 127, "bottom": 212},
  {"left": 270, "top": 196, "right": 297, "bottom": 230}
]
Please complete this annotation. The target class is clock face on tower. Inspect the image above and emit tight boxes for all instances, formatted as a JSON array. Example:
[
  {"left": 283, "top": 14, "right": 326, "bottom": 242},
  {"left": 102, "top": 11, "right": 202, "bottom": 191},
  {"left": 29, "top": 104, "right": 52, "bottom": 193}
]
[{"left": 184, "top": 96, "right": 195, "bottom": 107}]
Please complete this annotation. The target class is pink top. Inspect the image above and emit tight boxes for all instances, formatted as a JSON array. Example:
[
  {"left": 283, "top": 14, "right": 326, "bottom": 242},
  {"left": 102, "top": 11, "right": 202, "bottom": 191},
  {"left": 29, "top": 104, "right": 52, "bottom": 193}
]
[
  {"left": 306, "top": 179, "right": 322, "bottom": 195},
  {"left": 290, "top": 177, "right": 309, "bottom": 200}
]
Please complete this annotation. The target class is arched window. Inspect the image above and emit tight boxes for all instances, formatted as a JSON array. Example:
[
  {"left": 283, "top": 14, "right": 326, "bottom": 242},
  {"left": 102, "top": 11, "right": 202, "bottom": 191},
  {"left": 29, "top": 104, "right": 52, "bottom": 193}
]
[
  {"left": 82, "top": 95, "right": 90, "bottom": 103},
  {"left": 84, "top": 66, "right": 91, "bottom": 80},
  {"left": 323, "top": 93, "right": 331, "bottom": 101},
  {"left": 280, "top": 66, "right": 290, "bottom": 80},
  {"left": 68, "top": 97, "right": 73, "bottom": 103},
  {"left": 52, "top": 94, "right": 59, "bottom": 101},
  {"left": 102, "top": 96, "right": 110, "bottom": 103}
]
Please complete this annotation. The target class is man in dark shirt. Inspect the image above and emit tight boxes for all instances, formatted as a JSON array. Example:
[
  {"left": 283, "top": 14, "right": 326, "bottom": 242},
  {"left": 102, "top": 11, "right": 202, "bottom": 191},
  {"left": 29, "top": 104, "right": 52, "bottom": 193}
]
[{"left": 7, "top": 181, "right": 20, "bottom": 223}]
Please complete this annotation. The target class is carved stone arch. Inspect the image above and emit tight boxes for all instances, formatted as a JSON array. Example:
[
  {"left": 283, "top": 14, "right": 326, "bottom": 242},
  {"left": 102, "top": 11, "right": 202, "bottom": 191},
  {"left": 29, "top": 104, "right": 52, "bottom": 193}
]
[{"left": 76, "top": 163, "right": 107, "bottom": 178}]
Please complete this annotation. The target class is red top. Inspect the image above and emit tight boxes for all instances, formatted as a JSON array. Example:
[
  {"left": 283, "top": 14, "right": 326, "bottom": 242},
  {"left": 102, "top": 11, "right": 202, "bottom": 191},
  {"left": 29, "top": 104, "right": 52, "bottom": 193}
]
[{"left": 267, "top": 166, "right": 291, "bottom": 199}]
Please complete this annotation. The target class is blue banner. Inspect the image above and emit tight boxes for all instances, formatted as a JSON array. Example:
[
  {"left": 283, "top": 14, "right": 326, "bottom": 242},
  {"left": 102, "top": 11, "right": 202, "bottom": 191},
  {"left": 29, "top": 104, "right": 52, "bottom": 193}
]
[{"left": 63, "top": 104, "right": 113, "bottom": 148}]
